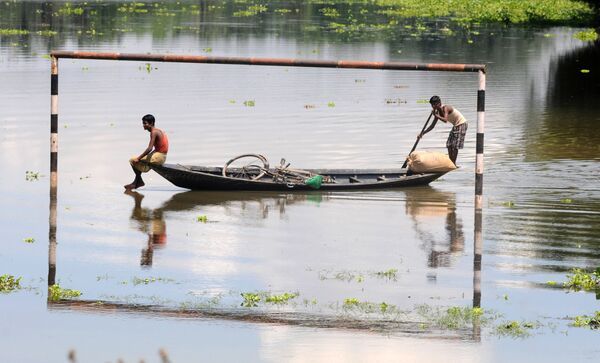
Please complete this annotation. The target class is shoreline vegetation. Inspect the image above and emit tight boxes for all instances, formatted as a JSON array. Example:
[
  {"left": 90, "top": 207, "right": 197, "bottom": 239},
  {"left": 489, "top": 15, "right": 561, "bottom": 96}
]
[{"left": 0, "top": 1, "right": 597, "bottom": 45}]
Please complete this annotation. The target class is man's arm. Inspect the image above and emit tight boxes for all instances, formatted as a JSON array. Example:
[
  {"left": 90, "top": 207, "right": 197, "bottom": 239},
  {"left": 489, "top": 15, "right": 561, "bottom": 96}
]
[
  {"left": 419, "top": 117, "right": 438, "bottom": 138},
  {"left": 135, "top": 130, "right": 157, "bottom": 162}
]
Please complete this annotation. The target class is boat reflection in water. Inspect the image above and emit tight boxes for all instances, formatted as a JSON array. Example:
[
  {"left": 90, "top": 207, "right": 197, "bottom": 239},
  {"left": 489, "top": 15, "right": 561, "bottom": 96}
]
[
  {"left": 404, "top": 188, "right": 465, "bottom": 269},
  {"left": 124, "top": 190, "right": 324, "bottom": 267}
]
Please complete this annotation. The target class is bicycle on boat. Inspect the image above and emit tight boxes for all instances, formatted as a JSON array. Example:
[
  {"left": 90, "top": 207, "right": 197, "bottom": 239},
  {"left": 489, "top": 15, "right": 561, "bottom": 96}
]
[{"left": 221, "top": 154, "right": 332, "bottom": 188}]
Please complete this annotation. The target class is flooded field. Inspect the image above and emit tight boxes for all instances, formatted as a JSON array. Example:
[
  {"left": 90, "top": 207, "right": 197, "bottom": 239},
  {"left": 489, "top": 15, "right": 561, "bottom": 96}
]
[{"left": 1, "top": 1, "right": 600, "bottom": 362}]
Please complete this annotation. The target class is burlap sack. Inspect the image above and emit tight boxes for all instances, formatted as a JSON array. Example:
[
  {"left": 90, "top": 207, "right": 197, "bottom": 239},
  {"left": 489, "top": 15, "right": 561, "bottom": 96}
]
[{"left": 407, "top": 151, "right": 457, "bottom": 173}]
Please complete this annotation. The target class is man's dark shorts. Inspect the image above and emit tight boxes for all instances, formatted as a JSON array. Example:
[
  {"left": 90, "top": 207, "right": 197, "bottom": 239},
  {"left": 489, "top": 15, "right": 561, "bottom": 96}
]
[{"left": 447, "top": 123, "right": 468, "bottom": 149}]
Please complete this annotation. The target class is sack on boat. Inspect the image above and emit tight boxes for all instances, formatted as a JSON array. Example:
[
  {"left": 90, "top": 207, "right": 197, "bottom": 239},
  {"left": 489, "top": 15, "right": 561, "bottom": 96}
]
[
  {"left": 407, "top": 151, "right": 457, "bottom": 173},
  {"left": 305, "top": 175, "right": 323, "bottom": 189}
]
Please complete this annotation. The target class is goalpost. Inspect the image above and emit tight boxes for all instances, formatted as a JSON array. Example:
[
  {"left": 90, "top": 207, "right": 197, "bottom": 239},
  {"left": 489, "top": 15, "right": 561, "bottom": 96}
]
[{"left": 48, "top": 51, "right": 485, "bottom": 307}]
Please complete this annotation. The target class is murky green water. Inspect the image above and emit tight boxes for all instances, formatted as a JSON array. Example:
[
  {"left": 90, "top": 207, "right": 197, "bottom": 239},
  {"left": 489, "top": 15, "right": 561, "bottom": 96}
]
[{"left": 1, "top": 1, "right": 600, "bottom": 362}]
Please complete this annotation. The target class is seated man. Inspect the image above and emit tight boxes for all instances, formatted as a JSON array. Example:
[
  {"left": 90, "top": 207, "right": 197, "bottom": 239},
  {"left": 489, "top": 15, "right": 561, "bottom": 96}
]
[{"left": 124, "top": 114, "right": 169, "bottom": 190}]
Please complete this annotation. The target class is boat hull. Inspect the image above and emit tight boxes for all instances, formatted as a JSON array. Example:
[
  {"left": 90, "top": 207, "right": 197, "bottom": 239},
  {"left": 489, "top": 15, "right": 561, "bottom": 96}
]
[{"left": 150, "top": 164, "right": 447, "bottom": 191}]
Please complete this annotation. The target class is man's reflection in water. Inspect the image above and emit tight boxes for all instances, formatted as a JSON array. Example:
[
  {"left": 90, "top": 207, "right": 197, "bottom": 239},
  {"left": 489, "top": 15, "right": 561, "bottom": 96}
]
[
  {"left": 405, "top": 189, "right": 464, "bottom": 268},
  {"left": 125, "top": 190, "right": 167, "bottom": 267}
]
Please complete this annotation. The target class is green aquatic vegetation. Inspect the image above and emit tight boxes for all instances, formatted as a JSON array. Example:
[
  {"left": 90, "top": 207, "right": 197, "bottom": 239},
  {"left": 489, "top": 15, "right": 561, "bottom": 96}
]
[
  {"left": 274, "top": 8, "right": 292, "bottom": 14},
  {"left": 132, "top": 277, "right": 175, "bottom": 285},
  {"left": 0, "top": 28, "right": 29, "bottom": 36},
  {"left": 265, "top": 292, "right": 299, "bottom": 304},
  {"left": 203, "top": 47, "right": 213, "bottom": 53},
  {"left": 574, "top": 29, "right": 598, "bottom": 42},
  {"left": 320, "top": 7, "right": 340, "bottom": 18},
  {"left": 560, "top": 198, "right": 573, "bottom": 203},
  {"left": 572, "top": 311, "right": 600, "bottom": 329},
  {"left": 580, "top": 69, "right": 590, "bottom": 74},
  {"left": 57, "top": 3, "right": 85, "bottom": 16},
  {"left": 48, "top": 284, "right": 82, "bottom": 301},
  {"left": 318, "top": 270, "right": 363, "bottom": 283},
  {"left": 546, "top": 280, "right": 557, "bottom": 286},
  {"left": 22, "top": 237, "right": 35, "bottom": 244},
  {"left": 25, "top": 170, "right": 40, "bottom": 181},
  {"left": 495, "top": 320, "right": 538, "bottom": 338},
  {"left": 241, "top": 292, "right": 261, "bottom": 307},
  {"left": 327, "top": 101, "right": 336, "bottom": 107},
  {"left": 373, "top": 268, "right": 398, "bottom": 280},
  {"left": 234, "top": 5, "right": 268, "bottom": 17},
  {"left": 243, "top": 100, "right": 255, "bottom": 107},
  {"left": 36, "top": 30, "right": 58, "bottom": 37},
  {"left": 501, "top": 201, "right": 515, "bottom": 207},
  {"left": 0, "top": 274, "right": 22, "bottom": 293},
  {"left": 564, "top": 268, "right": 600, "bottom": 291},
  {"left": 342, "top": 298, "right": 397, "bottom": 314},
  {"left": 196, "top": 215, "right": 208, "bottom": 223},
  {"left": 417, "top": 305, "right": 488, "bottom": 330}
]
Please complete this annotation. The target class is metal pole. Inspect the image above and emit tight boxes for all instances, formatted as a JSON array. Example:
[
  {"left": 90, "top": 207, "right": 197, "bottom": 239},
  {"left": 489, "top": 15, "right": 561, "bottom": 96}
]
[
  {"left": 50, "top": 51, "right": 485, "bottom": 73},
  {"left": 49, "top": 56, "right": 58, "bottom": 287},
  {"left": 475, "top": 70, "right": 485, "bottom": 209}
]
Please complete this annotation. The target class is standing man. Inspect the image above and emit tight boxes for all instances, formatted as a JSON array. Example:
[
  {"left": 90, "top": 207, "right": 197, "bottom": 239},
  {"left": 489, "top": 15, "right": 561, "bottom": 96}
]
[
  {"left": 124, "top": 114, "right": 169, "bottom": 190},
  {"left": 418, "top": 95, "right": 468, "bottom": 165}
]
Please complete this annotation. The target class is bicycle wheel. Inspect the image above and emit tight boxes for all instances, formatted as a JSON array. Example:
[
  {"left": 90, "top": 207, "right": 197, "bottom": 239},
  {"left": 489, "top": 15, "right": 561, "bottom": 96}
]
[{"left": 222, "top": 154, "right": 269, "bottom": 180}]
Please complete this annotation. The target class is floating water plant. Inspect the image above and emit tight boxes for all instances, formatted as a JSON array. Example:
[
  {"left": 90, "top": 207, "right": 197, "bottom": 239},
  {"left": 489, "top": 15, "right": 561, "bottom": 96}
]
[
  {"left": 265, "top": 292, "right": 299, "bottom": 304},
  {"left": 0, "top": 28, "right": 30, "bottom": 36},
  {"left": 373, "top": 268, "right": 398, "bottom": 280},
  {"left": 560, "top": 198, "right": 573, "bottom": 203},
  {"left": 234, "top": 5, "right": 268, "bottom": 17},
  {"left": 48, "top": 284, "right": 82, "bottom": 301},
  {"left": 564, "top": 268, "right": 600, "bottom": 291},
  {"left": 572, "top": 312, "right": 600, "bottom": 329},
  {"left": 580, "top": 69, "right": 590, "bottom": 73},
  {"left": 0, "top": 274, "right": 22, "bottom": 293},
  {"left": 196, "top": 215, "right": 208, "bottom": 223},
  {"left": 574, "top": 29, "right": 598, "bottom": 42},
  {"left": 241, "top": 292, "right": 261, "bottom": 307},
  {"left": 417, "top": 305, "right": 489, "bottom": 330},
  {"left": 132, "top": 277, "right": 175, "bottom": 285},
  {"left": 243, "top": 100, "right": 255, "bottom": 107},
  {"left": 25, "top": 170, "right": 40, "bottom": 181},
  {"left": 22, "top": 237, "right": 35, "bottom": 243},
  {"left": 327, "top": 101, "right": 336, "bottom": 107},
  {"left": 495, "top": 320, "right": 538, "bottom": 338}
]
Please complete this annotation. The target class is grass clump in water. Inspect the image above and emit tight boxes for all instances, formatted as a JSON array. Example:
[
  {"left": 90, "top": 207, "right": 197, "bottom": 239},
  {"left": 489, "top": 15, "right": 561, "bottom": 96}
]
[
  {"left": 373, "top": 268, "right": 398, "bottom": 281},
  {"left": 48, "top": 284, "right": 82, "bottom": 301},
  {"left": 0, "top": 274, "right": 22, "bottom": 293},
  {"left": 196, "top": 215, "right": 208, "bottom": 223},
  {"left": 417, "top": 305, "right": 490, "bottom": 330},
  {"left": 22, "top": 237, "right": 35, "bottom": 243},
  {"left": 495, "top": 320, "right": 539, "bottom": 337},
  {"left": 241, "top": 292, "right": 261, "bottom": 307},
  {"left": 241, "top": 291, "right": 299, "bottom": 307},
  {"left": 265, "top": 292, "right": 299, "bottom": 304},
  {"left": 342, "top": 298, "right": 397, "bottom": 314},
  {"left": 572, "top": 312, "right": 600, "bottom": 329},
  {"left": 564, "top": 268, "right": 600, "bottom": 291}
]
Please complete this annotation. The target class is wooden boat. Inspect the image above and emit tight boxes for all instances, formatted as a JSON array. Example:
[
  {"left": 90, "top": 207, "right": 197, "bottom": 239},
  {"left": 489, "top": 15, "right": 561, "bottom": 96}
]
[{"left": 150, "top": 163, "right": 449, "bottom": 191}]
